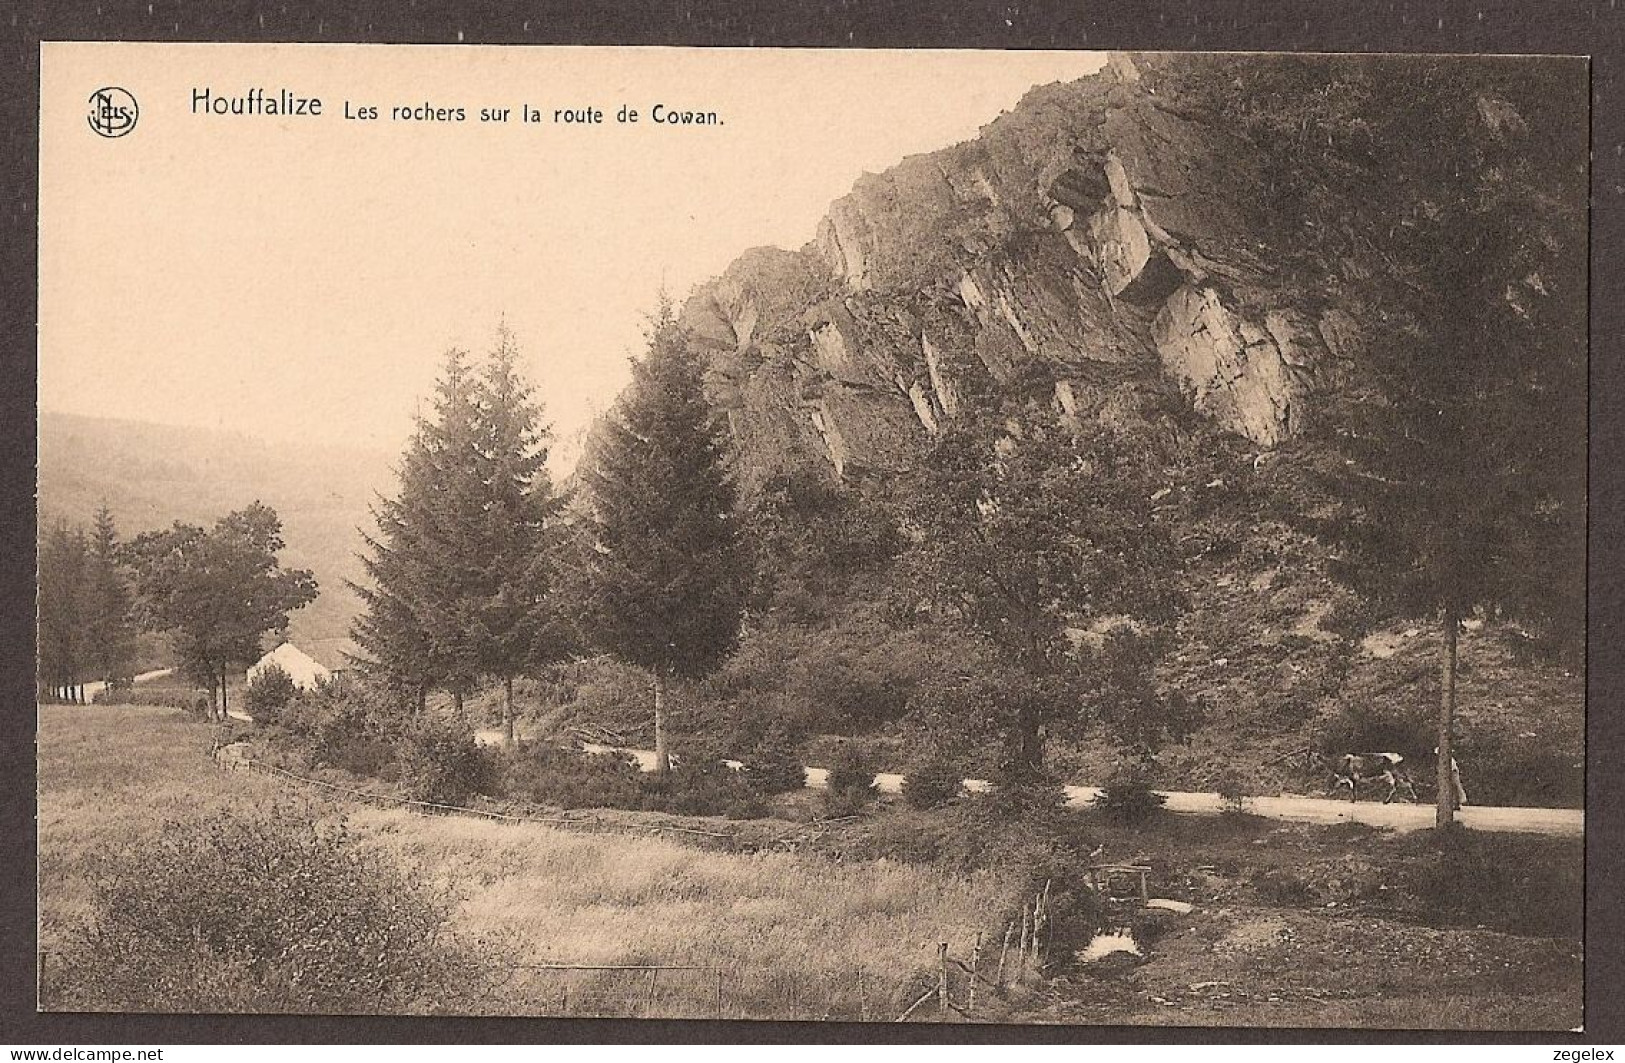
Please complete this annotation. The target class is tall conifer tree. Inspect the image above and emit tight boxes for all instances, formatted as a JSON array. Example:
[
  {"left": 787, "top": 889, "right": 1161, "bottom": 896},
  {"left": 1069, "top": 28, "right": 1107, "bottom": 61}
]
[
  {"left": 472, "top": 327, "right": 565, "bottom": 742},
  {"left": 353, "top": 335, "right": 564, "bottom": 738},
  {"left": 580, "top": 306, "right": 749, "bottom": 774},
  {"left": 84, "top": 504, "right": 137, "bottom": 688}
]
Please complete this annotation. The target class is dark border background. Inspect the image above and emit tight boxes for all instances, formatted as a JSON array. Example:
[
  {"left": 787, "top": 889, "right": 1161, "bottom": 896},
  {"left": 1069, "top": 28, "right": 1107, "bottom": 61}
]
[{"left": 2, "top": 0, "right": 1620, "bottom": 1046}]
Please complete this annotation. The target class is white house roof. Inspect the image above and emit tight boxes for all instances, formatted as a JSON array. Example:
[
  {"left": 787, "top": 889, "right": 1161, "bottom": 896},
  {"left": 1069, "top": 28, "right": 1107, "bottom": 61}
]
[{"left": 248, "top": 641, "right": 335, "bottom": 691}]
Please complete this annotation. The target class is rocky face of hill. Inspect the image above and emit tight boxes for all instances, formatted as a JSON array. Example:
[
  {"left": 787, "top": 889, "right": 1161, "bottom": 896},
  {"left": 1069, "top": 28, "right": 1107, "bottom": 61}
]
[
  {"left": 679, "top": 53, "right": 1366, "bottom": 493},
  {"left": 662, "top": 52, "right": 1584, "bottom": 792}
]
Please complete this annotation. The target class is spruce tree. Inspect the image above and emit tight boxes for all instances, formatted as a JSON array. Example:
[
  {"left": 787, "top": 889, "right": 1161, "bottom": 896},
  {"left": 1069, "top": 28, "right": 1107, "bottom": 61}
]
[
  {"left": 580, "top": 306, "right": 749, "bottom": 774},
  {"left": 1298, "top": 69, "right": 1587, "bottom": 828},
  {"left": 353, "top": 335, "right": 564, "bottom": 739},
  {"left": 37, "top": 518, "right": 91, "bottom": 702},
  {"left": 472, "top": 327, "right": 565, "bottom": 743},
  {"left": 84, "top": 504, "right": 137, "bottom": 689}
]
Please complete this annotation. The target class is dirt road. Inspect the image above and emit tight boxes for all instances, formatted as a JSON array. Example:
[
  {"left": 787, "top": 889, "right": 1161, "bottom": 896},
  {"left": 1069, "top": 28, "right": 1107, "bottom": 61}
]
[
  {"left": 80, "top": 668, "right": 174, "bottom": 702},
  {"left": 474, "top": 734, "right": 1582, "bottom": 838}
]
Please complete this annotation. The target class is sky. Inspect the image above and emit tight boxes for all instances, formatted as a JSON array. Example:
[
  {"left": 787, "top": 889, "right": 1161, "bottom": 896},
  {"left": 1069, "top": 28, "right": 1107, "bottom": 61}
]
[{"left": 40, "top": 44, "right": 1107, "bottom": 462}]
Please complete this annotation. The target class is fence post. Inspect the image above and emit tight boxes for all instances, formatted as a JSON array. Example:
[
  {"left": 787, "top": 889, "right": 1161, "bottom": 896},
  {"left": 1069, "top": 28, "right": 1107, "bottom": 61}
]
[
  {"left": 645, "top": 967, "right": 659, "bottom": 1017},
  {"left": 968, "top": 933, "right": 982, "bottom": 1014},
  {"left": 857, "top": 967, "right": 867, "bottom": 1022},
  {"left": 1041, "top": 879, "right": 1052, "bottom": 957},
  {"left": 937, "top": 942, "right": 949, "bottom": 1019},
  {"left": 1018, "top": 905, "right": 1032, "bottom": 977}
]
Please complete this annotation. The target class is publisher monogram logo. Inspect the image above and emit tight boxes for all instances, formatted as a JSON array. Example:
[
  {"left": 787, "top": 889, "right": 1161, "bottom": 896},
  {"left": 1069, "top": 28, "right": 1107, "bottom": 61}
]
[{"left": 87, "top": 87, "right": 138, "bottom": 138}]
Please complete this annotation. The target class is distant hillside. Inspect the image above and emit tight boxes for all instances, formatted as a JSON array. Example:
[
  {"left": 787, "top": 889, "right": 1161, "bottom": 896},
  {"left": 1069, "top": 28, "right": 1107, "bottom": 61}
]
[{"left": 37, "top": 411, "right": 395, "bottom": 645}]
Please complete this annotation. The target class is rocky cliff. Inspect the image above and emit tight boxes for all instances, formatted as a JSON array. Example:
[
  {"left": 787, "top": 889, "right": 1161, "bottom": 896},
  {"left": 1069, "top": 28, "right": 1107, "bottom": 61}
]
[
  {"left": 677, "top": 53, "right": 1370, "bottom": 493},
  {"left": 647, "top": 53, "right": 1583, "bottom": 799}
]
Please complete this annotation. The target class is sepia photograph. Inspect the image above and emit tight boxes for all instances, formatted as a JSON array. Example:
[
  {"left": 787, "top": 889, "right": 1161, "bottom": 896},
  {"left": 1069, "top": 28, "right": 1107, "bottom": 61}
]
[{"left": 34, "top": 44, "right": 1586, "bottom": 1030}]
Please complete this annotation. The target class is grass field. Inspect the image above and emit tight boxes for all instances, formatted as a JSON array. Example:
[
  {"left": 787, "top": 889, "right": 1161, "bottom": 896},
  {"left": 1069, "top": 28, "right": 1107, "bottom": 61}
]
[
  {"left": 37, "top": 704, "right": 1015, "bottom": 1019},
  {"left": 38, "top": 703, "right": 1583, "bottom": 1026}
]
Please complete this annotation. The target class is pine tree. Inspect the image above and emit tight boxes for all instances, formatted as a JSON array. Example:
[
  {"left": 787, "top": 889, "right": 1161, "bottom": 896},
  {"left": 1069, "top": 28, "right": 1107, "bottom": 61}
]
[
  {"left": 37, "top": 518, "right": 91, "bottom": 702},
  {"left": 1295, "top": 68, "right": 1587, "bottom": 829},
  {"left": 353, "top": 349, "right": 489, "bottom": 713},
  {"left": 352, "top": 334, "right": 565, "bottom": 739},
  {"left": 580, "top": 306, "right": 750, "bottom": 775},
  {"left": 471, "top": 327, "right": 565, "bottom": 743},
  {"left": 84, "top": 504, "right": 137, "bottom": 689}
]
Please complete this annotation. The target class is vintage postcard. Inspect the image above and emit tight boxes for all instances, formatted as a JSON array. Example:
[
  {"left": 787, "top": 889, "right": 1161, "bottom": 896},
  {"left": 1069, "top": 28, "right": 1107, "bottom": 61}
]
[{"left": 36, "top": 43, "right": 1586, "bottom": 1028}]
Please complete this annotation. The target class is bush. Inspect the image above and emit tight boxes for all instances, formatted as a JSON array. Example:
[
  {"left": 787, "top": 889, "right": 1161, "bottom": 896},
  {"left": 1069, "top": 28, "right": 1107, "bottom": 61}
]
[
  {"left": 643, "top": 732, "right": 769, "bottom": 818},
  {"left": 902, "top": 754, "right": 963, "bottom": 810},
  {"left": 245, "top": 662, "right": 298, "bottom": 725},
  {"left": 821, "top": 744, "right": 878, "bottom": 816},
  {"left": 825, "top": 744, "right": 877, "bottom": 796},
  {"left": 54, "top": 806, "right": 494, "bottom": 1013},
  {"left": 492, "top": 742, "right": 645, "bottom": 810},
  {"left": 89, "top": 686, "right": 206, "bottom": 712},
  {"left": 1095, "top": 763, "right": 1168, "bottom": 825},
  {"left": 643, "top": 763, "right": 767, "bottom": 820},
  {"left": 276, "top": 678, "right": 403, "bottom": 779},
  {"left": 741, "top": 725, "right": 808, "bottom": 796},
  {"left": 1214, "top": 768, "right": 1254, "bottom": 815},
  {"left": 397, "top": 713, "right": 490, "bottom": 806}
]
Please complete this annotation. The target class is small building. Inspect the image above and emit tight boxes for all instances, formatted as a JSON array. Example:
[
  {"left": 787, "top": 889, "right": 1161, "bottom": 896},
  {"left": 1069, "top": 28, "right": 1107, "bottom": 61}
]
[{"left": 246, "top": 638, "right": 358, "bottom": 691}]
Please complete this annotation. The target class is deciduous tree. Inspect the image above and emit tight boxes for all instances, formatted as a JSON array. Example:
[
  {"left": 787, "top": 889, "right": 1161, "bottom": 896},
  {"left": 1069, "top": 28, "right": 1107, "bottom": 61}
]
[{"left": 125, "top": 503, "right": 317, "bottom": 718}]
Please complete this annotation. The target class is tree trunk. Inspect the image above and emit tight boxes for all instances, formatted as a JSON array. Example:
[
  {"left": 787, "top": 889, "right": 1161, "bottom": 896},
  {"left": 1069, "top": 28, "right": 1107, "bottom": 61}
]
[
  {"left": 220, "top": 665, "right": 229, "bottom": 718},
  {"left": 1436, "top": 608, "right": 1459, "bottom": 830},
  {"left": 416, "top": 683, "right": 428, "bottom": 715},
  {"left": 1015, "top": 700, "right": 1043, "bottom": 780},
  {"left": 503, "top": 676, "right": 516, "bottom": 746},
  {"left": 652, "top": 671, "right": 671, "bottom": 777},
  {"left": 453, "top": 690, "right": 464, "bottom": 715}
]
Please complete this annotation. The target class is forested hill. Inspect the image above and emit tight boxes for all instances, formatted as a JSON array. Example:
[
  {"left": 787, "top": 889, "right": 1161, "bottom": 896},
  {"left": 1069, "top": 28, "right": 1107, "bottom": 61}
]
[
  {"left": 37, "top": 411, "right": 392, "bottom": 644},
  {"left": 576, "top": 52, "right": 1585, "bottom": 799}
]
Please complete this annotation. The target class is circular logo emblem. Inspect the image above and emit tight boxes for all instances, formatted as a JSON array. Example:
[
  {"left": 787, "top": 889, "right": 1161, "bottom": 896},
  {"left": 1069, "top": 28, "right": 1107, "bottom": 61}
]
[{"left": 87, "top": 87, "right": 138, "bottom": 138}]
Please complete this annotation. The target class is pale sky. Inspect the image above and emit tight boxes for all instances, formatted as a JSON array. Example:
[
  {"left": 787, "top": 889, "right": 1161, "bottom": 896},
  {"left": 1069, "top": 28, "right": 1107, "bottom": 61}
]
[{"left": 40, "top": 44, "right": 1106, "bottom": 461}]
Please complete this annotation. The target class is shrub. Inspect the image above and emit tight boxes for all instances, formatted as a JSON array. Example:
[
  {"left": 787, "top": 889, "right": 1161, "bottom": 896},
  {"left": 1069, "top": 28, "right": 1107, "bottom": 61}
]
[
  {"left": 1214, "top": 768, "right": 1254, "bottom": 815},
  {"left": 644, "top": 764, "right": 767, "bottom": 820},
  {"left": 54, "top": 806, "right": 494, "bottom": 1013},
  {"left": 741, "top": 725, "right": 808, "bottom": 796},
  {"left": 825, "top": 744, "right": 877, "bottom": 796},
  {"left": 244, "top": 662, "right": 298, "bottom": 725},
  {"left": 89, "top": 687, "right": 207, "bottom": 712},
  {"left": 902, "top": 754, "right": 963, "bottom": 810},
  {"left": 276, "top": 678, "right": 403, "bottom": 779},
  {"left": 821, "top": 744, "right": 878, "bottom": 816},
  {"left": 397, "top": 713, "right": 489, "bottom": 806},
  {"left": 643, "top": 732, "right": 768, "bottom": 818},
  {"left": 492, "top": 742, "right": 645, "bottom": 810},
  {"left": 1095, "top": 763, "right": 1168, "bottom": 825},
  {"left": 992, "top": 769, "right": 1068, "bottom": 818}
]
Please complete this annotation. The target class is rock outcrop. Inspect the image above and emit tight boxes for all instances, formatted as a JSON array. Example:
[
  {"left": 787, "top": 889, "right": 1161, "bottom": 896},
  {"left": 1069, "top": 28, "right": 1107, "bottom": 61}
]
[{"left": 674, "top": 52, "right": 1366, "bottom": 488}]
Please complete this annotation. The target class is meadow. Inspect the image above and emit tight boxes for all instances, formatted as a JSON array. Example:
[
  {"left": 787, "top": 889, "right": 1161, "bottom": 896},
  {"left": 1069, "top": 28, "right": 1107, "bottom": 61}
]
[{"left": 37, "top": 704, "right": 1016, "bottom": 1018}]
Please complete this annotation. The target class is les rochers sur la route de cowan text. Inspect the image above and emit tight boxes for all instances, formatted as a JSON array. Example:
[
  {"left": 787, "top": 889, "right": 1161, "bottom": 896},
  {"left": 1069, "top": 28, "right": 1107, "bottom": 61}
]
[{"left": 190, "top": 88, "right": 722, "bottom": 125}]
